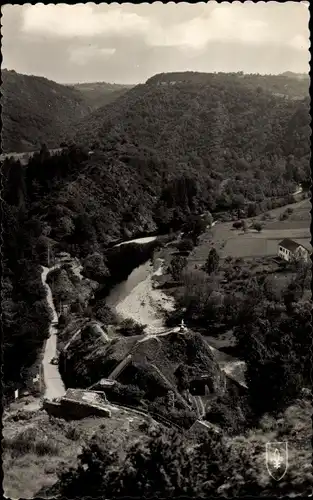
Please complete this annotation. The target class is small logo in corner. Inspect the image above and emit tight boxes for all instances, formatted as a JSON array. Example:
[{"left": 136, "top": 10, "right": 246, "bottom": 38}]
[{"left": 266, "top": 441, "right": 288, "bottom": 481}]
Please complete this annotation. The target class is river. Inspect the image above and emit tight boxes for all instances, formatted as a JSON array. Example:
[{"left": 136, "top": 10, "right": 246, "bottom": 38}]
[
  {"left": 106, "top": 256, "right": 175, "bottom": 333},
  {"left": 39, "top": 235, "right": 245, "bottom": 404},
  {"left": 106, "top": 238, "right": 247, "bottom": 386}
]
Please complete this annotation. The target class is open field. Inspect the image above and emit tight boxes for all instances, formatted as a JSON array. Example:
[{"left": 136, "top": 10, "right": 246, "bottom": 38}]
[
  {"left": 189, "top": 198, "right": 311, "bottom": 265},
  {"left": 223, "top": 233, "right": 310, "bottom": 259},
  {"left": 265, "top": 219, "right": 310, "bottom": 229}
]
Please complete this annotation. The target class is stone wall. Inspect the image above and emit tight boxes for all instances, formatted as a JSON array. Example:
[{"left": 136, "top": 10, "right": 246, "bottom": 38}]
[{"left": 43, "top": 389, "right": 112, "bottom": 420}]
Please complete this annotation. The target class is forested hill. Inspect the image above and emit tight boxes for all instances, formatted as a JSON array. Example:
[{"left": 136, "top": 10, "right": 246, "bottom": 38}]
[
  {"left": 2, "top": 71, "right": 310, "bottom": 399},
  {"left": 1, "top": 70, "right": 92, "bottom": 153},
  {"left": 74, "top": 73, "right": 310, "bottom": 188},
  {"left": 146, "top": 71, "right": 310, "bottom": 99},
  {"left": 69, "top": 81, "right": 134, "bottom": 110}
]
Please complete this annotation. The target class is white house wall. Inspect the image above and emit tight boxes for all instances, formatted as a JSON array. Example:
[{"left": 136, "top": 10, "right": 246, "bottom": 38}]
[{"left": 278, "top": 246, "right": 290, "bottom": 261}]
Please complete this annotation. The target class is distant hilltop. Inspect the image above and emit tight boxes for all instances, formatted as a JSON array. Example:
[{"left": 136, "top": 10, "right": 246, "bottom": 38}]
[
  {"left": 281, "top": 71, "right": 309, "bottom": 80},
  {"left": 146, "top": 70, "right": 309, "bottom": 84},
  {"left": 145, "top": 71, "right": 309, "bottom": 100}
]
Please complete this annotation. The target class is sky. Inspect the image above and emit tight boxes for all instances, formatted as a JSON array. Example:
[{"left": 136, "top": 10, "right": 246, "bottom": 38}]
[{"left": 2, "top": 2, "right": 310, "bottom": 84}]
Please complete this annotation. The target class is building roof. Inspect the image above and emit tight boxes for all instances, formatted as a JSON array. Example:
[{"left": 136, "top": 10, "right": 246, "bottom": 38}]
[{"left": 278, "top": 238, "right": 307, "bottom": 253}]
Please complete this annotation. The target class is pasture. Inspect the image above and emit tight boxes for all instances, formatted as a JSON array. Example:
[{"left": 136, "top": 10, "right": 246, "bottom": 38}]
[
  {"left": 223, "top": 230, "right": 310, "bottom": 259},
  {"left": 188, "top": 198, "right": 311, "bottom": 265}
]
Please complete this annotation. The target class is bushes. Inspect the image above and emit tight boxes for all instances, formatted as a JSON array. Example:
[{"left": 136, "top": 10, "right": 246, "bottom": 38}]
[
  {"left": 4, "top": 427, "right": 60, "bottom": 457},
  {"left": 92, "top": 299, "right": 118, "bottom": 325},
  {"left": 279, "top": 207, "right": 294, "bottom": 221},
  {"left": 65, "top": 423, "right": 81, "bottom": 441},
  {"left": 104, "top": 381, "right": 145, "bottom": 406},
  {"left": 118, "top": 318, "right": 146, "bottom": 336},
  {"left": 176, "top": 238, "right": 194, "bottom": 253},
  {"left": 57, "top": 426, "right": 229, "bottom": 498},
  {"left": 252, "top": 221, "right": 263, "bottom": 232}
]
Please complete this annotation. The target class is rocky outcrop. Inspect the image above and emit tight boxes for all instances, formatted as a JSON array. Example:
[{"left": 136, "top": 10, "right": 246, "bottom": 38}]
[{"left": 61, "top": 328, "right": 227, "bottom": 404}]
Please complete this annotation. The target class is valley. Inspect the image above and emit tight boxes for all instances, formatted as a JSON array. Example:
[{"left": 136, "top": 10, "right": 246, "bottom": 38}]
[{"left": 2, "top": 65, "right": 311, "bottom": 498}]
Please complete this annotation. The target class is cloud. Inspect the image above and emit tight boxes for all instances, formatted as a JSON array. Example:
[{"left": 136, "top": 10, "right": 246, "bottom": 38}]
[
  {"left": 20, "top": 3, "right": 310, "bottom": 54},
  {"left": 68, "top": 45, "right": 116, "bottom": 66},
  {"left": 146, "top": 6, "right": 271, "bottom": 50},
  {"left": 22, "top": 5, "right": 150, "bottom": 39},
  {"left": 288, "top": 34, "right": 310, "bottom": 51}
]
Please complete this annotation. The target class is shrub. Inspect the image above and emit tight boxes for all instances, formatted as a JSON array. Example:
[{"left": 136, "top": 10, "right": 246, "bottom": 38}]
[
  {"left": 65, "top": 423, "right": 81, "bottom": 441},
  {"left": 253, "top": 221, "right": 263, "bottom": 232},
  {"left": 93, "top": 299, "right": 118, "bottom": 325},
  {"left": 106, "top": 382, "right": 145, "bottom": 405},
  {"left": 119, "top": 318, "right": 146, "bottom": 336},
  {"left": 4, "top": 427, "right": 60, "bottom": 457},
  {"left": 176, "top": 238, "right": 194, "bottom": 253},
  {"left": 279, "top": 211, "right": 289, "bottom": 221},
  {"left": 233, "top": 220, "right": 243, "bottom": 229}
]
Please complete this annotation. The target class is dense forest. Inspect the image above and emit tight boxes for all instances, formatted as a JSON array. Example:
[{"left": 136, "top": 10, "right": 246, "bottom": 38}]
[
  {"left": 1, "top": 72, "right": 310, "bottom": 398},
  {"left": 146, "top": 71, "right": 310, "bottom": 99},
  {"left": 74, "top": 73, "right": 310, "bottom": 215},
  {"left": 1, "top": 71, "right": 133, "bottom": 153},
  {"left": 1, "top": 70, "right": 91, "bottom": 152},
  {"left": 2, "top": 70, "right": 311, "bottom": 498}
]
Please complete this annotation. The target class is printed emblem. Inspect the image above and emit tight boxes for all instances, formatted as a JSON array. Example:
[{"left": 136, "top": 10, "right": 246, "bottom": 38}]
[{"left": 266, "top": 441, "right": 288, "bottom": 481}]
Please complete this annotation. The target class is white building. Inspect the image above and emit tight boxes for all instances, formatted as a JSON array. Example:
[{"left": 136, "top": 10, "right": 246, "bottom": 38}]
[{"left": 278, "top": 238, "right": 310, "bottom": 262}]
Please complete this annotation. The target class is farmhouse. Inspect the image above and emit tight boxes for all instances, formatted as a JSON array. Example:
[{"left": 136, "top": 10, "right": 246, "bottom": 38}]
[{"left": 278, "top": 238, "right": 310, "bottom": 262}]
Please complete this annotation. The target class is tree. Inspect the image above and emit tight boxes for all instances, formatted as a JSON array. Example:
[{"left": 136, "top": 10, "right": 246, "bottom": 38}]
[
  {"left": 245, "top": 326, "right": 303, "bottom": 416},
  {"left": 184, "top": 215, "right": 207, "bottom": 244},
  {"left": 253, "top": 221, "right": 263, "bottom": 232},
  {"left": 204, "top": 248, "right": 220, "bottom": 275},
  {"left": 247, "top": 202, "right": 257, "bottom": 218},
  {"left": 169, "top": 255, "right": 187, "bottom": 281},
  {"left": 83, "top": 252, "right": 110, "bottom": 282}
]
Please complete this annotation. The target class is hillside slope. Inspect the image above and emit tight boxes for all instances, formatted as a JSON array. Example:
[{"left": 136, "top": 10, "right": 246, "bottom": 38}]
[
  {"left": 147, "top": 71, "right": 310, "bottom": 99},
  {"left": 74, "top": 73, "right": 310, "bottom": 183},
  {"left": 3, "top": 72, "right": 309, "bottom": 257},
  {"left": 1, "top": 70, "right": 92, "bottom": 152},
  {"left": 69, "top": 81, "right": 133, "bottom": 110}
]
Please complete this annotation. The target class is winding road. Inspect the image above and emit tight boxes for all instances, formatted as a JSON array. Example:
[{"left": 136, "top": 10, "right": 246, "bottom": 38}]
[{"left": 41, "top": 266, "right": 66, "bottom": 400}]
